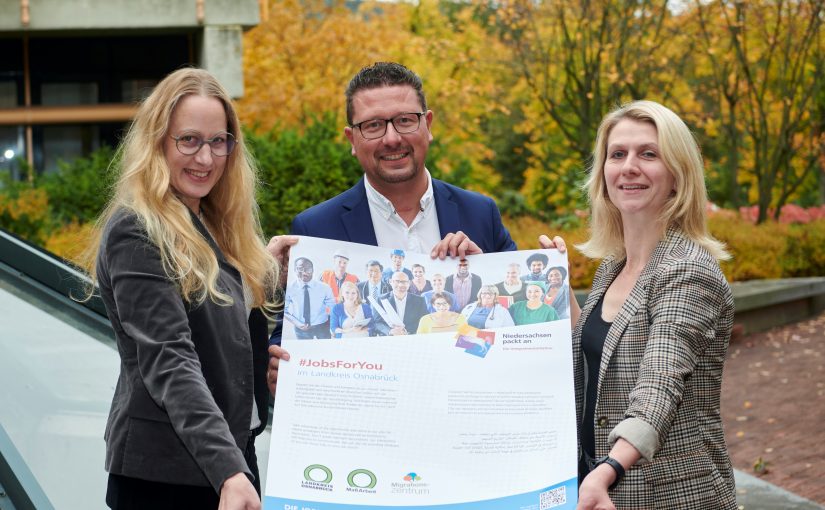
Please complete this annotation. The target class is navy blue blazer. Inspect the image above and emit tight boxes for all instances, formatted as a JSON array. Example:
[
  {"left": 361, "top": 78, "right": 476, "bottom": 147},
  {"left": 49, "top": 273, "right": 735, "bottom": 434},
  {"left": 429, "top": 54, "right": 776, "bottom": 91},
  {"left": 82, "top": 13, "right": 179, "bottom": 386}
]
[{"left": 291, "top": 177, "right": 517, "bottom": 253}]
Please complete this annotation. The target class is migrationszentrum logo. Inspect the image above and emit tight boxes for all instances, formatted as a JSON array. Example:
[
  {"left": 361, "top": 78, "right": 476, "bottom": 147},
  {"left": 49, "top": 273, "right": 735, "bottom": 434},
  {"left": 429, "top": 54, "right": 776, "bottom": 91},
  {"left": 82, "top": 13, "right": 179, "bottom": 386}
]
[{"left": 392, "top": 471, "right": 430, "bottom": 495}]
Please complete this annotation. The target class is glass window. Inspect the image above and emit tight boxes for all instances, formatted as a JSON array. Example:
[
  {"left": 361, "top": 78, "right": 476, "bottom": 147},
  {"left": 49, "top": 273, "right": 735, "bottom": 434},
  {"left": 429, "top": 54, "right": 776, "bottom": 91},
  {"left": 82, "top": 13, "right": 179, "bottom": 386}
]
[
  {"left": 39, "top": 125, "right": 100, "bottom": 175},
  {"left": 0, "top": 80, "right": 18, "bottom": 108},
  {"left": 41, "top": 82, "right": 99, "bottom": 106},
  {"left": 0, "top": 38, "right": 24, "bottom": 107},
  {"left": 0, "top": 125, "right": 26, "bottom": 180},
  {"left": 121, "top": 79, "right": 158, "bottom": 104}
]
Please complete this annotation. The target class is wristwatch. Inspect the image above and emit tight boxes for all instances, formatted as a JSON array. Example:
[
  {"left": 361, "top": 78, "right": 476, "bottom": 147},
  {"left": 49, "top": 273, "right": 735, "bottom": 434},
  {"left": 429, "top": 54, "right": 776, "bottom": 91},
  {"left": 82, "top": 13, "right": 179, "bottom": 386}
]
[{"left": 594, "top": 455, "right": 625, "bottom": 490}]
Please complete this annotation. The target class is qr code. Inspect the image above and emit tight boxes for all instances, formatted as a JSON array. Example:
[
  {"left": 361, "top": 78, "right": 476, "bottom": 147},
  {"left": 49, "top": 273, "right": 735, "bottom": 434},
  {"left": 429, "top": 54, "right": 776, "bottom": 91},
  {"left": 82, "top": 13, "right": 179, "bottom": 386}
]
[{"left": 539, "top": 486, "right": 567, "bottom": 509}]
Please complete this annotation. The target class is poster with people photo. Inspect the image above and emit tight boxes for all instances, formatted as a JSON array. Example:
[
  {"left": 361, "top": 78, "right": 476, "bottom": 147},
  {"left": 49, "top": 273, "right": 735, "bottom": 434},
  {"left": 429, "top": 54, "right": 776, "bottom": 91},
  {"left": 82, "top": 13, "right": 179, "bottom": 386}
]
[
  {"left": 280, "top": 236, "right": 571, "bottom": 342},
  {"left": 266, "top": 236, "right": 578, "bottom": 510}
]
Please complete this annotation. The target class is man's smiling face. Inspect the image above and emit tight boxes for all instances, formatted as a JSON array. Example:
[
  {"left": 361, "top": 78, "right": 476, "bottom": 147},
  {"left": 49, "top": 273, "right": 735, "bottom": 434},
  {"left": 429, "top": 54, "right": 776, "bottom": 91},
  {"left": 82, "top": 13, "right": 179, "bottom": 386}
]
[{"left": 344, "top": 85, "right": 433, "bottom": 194}]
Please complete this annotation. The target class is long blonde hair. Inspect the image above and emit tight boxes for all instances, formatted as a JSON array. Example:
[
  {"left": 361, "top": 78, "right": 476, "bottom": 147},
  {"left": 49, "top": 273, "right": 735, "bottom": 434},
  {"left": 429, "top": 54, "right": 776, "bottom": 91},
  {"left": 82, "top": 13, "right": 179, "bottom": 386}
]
[
  {"left": 81, "top": 67, "right": 278, "bottom": 308},
  {"left": 577, "top": 100, "right": 729, "bottom": 261}
]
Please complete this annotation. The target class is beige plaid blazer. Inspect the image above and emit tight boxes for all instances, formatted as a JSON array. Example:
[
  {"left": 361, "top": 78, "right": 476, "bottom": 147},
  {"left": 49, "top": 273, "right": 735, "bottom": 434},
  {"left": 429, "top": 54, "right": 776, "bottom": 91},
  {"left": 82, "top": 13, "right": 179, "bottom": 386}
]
[{"left": 573, "top": 228, "right": 737, "bottom": 509}]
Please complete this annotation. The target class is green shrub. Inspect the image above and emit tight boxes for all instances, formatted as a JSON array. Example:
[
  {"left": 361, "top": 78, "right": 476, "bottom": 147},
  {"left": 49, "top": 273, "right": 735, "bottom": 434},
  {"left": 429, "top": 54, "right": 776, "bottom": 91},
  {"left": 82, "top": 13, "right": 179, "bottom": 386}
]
[
  {"left": 783, "top": 220, "right": 825, "bottom": 277},
  {"left": 38, "top": 146, "right": 116, "bottom": 225},
  {"left": 248, "top": 114, "right": 364, "bottom": 236}
]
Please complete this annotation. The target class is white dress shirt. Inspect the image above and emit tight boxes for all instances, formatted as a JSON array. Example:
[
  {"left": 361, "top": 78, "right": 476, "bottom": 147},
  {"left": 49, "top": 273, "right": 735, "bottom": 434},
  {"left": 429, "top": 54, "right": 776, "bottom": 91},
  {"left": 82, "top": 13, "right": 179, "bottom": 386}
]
[
  {"left": 393, "top": 293, "right": 408, "bottom": 326},
  {"left": 364, "top": 169, "right": 441, "bottom": 252}
]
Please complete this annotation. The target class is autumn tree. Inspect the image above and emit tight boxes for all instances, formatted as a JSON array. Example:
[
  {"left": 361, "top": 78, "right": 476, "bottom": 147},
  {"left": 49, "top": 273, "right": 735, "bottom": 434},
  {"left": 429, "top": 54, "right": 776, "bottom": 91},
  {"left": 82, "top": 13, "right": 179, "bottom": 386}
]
[
  {"left": 239, "top": 0, "right": 407, "bottom": 131},
  {"left": 489, "top": 0, "right": 693, "bottom": 215},
  {"left": 687, "top": 2, "right": 746, "bottom": 207},
  {"left": 391, "top": 1, "right": 517, "bottom": 194},
  {"left": 240, "top": 0, "right": 515, "bottom": 196},
  {"left": 689, "top": 0, "right": 824, "bottom": 222}
]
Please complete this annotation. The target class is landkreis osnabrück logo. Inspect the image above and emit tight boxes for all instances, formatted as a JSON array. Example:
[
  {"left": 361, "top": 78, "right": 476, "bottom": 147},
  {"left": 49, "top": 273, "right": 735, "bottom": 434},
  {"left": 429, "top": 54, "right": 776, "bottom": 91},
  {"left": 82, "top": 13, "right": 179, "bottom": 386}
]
[{"left": 302, "top": 464, "right": 333, "bottom": 491}]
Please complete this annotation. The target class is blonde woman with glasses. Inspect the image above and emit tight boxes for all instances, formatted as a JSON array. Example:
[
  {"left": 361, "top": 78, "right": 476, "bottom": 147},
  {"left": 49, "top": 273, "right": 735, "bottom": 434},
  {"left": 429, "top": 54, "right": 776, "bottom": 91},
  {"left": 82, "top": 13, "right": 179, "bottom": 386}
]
[{"left": 82, "top": 68, "right": 278, "bottom": 510}]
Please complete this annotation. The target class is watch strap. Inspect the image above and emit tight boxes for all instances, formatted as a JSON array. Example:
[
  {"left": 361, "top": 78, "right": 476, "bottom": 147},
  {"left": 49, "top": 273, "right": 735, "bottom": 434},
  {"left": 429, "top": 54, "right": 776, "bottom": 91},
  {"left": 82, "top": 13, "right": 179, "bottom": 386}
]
[{"left": 595, "top": 455, "right": 625, "bottom": 490}]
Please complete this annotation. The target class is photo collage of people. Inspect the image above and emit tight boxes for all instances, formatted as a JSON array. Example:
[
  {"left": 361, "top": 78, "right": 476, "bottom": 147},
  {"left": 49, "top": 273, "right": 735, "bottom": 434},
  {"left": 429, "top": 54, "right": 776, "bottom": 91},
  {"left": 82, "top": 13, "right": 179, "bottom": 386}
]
[{"left": 282, "top": 236, "right": 570, "bottom": 341}]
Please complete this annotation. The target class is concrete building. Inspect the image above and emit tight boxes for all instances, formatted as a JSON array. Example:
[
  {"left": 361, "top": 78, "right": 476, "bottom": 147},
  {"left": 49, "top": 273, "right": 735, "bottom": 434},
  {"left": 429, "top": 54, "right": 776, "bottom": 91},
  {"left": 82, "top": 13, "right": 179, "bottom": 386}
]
[{"left": 0, "top": 0, "right": 261, "bottom": 179}]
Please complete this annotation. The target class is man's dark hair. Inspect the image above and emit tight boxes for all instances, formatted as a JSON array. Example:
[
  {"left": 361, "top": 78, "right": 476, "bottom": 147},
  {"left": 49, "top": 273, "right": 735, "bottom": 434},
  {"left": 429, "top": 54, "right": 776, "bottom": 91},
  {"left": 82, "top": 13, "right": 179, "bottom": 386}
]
[
  {"left": 366, "top": 259, "right": 383, "bottom": 271},
  {"left": 345, "top": 62, "right": 427, "bottom": 125}
]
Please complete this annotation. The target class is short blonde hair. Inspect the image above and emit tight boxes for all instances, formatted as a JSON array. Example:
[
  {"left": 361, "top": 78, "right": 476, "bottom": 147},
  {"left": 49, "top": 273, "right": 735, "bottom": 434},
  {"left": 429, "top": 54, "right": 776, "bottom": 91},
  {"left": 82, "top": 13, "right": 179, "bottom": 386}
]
[
  {"left": 577, "top": 100, "right": 729, "bottom": 261},
  {"left": 82, "top": 68, "right": 278, "bottom": 307}
]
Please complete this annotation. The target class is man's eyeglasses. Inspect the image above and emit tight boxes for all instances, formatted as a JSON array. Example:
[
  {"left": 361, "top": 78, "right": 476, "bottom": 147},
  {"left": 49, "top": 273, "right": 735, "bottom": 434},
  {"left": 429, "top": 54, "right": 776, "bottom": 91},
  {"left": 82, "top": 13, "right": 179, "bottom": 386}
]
[
  {"left": 171, "top": 132, "right": 236, "bottom": 157},
  {"left": 351, "top": 112, "right": 425, "bottom": 140}
]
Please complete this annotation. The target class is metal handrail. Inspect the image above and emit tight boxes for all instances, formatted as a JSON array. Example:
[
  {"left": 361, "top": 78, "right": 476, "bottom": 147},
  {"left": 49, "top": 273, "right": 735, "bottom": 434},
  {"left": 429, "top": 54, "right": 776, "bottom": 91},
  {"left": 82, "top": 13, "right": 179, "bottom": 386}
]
[
  {"left": 0, "top": 228, "right": 109, "bottom": 326},
  {"left": 0, "top": 424, "right": 55, "bottom": 510}
]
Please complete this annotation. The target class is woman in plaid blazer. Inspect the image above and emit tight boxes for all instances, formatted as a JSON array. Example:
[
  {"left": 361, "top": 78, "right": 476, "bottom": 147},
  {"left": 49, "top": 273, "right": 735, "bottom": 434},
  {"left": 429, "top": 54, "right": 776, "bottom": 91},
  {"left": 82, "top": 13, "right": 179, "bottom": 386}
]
[{"left": 549, "top": 101, "right": 737, "bottom": 509}]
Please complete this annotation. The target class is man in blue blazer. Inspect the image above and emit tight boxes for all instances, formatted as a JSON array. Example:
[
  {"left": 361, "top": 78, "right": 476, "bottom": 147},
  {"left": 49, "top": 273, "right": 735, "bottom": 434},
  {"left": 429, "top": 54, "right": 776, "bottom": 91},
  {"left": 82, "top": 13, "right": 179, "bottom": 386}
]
[
  {"left": 291, "top": 175, "right": 515, "bottom": 254},
  {"left": 268, "top": 62, "right": 516, "bottom": 390},
  {"left": 290, "top": 61, "right": 516, "bottom": 256}
]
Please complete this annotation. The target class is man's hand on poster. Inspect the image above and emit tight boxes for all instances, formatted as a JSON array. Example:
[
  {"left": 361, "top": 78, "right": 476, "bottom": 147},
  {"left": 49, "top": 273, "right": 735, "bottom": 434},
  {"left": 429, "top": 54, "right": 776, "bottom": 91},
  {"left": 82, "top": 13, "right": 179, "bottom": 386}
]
[{"left": 430, "top": 231, "right": 482, "bottom": 260}]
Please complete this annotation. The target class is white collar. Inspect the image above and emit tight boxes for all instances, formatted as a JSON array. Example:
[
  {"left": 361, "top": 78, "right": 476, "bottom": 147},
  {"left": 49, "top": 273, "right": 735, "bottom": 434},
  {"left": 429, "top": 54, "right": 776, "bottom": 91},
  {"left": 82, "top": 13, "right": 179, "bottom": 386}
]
[{"left": 364, "top": 169, "right": 434, "bottom": 220}]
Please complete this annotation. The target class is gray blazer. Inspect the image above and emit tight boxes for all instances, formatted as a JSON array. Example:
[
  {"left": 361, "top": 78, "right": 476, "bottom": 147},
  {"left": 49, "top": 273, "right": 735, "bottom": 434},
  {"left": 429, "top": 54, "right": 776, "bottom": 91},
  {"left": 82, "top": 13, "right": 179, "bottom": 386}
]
[
  {"left": 97, "top": 210, "right": 269, "bottom": 492},
  {"left": 573, "top": 227, "right": 737, "bottom": 509}
]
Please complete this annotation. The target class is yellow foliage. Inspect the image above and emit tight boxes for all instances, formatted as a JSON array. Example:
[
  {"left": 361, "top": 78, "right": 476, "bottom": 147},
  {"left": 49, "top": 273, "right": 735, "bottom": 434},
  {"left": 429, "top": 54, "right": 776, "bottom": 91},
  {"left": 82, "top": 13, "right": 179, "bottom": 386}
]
[
  {"left": 239, "top": 0, "right": 510, "bottom": 191},
  {"left": 239, "top": 0, "right": 409, "bottom": 131},
  {"left": 505, "top": 212, "right": 822, "bottom": 289},
  {"left": 0, "top": 188, "right": 49, "bottom": 243},
  {"left": 236, "top": 0, "right": 823, "bottom": 220},
  {"left": 504, "top": 215, "right": 599, "bottom": 289},
  {"left": 709, "top": 215, "right": 787, "bottom": 281},
  {"left": 0, "top": 187, "right": 48, "bottom": 222},
  {"left": 44, "top": 221, "right": 94, "bottom": 266}
]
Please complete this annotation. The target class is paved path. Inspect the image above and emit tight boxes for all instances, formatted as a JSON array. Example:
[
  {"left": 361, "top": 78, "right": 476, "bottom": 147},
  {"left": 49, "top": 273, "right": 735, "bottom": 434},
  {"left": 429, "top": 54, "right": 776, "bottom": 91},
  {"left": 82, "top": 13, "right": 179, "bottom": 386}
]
[
  {"left": 723, "top": 311, "right": 825, "bottom": 508},
  {"left": 735, "top": 470, "right": 823, "bottom": 509}
]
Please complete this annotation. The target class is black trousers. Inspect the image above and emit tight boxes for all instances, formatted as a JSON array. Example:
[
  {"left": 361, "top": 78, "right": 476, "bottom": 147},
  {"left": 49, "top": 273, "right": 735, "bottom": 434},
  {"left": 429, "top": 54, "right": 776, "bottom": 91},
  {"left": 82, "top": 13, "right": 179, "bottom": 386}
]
[{"left": 106, "top": 432, "right": 260, "bottom": 510}]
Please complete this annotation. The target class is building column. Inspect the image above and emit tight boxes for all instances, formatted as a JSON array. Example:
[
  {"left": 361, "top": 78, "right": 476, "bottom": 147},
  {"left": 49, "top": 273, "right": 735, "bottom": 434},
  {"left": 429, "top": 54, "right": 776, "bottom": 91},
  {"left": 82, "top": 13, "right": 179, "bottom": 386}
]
[{"left": 200, "top": 25, "right": 245, "bottom": 99}]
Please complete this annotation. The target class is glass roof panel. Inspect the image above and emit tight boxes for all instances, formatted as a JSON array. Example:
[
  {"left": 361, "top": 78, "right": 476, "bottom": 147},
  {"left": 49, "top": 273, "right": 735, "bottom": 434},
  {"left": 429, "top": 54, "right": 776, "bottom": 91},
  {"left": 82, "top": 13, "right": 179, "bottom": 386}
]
[{"left": 0, "top": 283, "right": 273, "bottom": 509}]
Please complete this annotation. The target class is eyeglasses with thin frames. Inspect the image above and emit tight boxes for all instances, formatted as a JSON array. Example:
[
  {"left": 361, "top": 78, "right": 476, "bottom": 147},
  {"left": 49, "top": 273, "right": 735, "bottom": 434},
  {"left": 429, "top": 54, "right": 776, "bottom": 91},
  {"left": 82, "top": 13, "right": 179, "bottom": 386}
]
[
  {"left": 351, "top": 112, "right": 425, "bottom": 140},
  {"left": 170, "top": 132, "right": 236, "bottom": 157}
]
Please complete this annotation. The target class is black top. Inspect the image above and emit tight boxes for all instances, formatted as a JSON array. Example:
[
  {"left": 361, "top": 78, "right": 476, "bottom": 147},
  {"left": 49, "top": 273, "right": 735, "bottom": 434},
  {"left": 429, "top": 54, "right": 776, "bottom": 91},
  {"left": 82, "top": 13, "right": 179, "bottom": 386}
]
[{"left": 581, "top": 295, "right": 612, "bottom": 460}]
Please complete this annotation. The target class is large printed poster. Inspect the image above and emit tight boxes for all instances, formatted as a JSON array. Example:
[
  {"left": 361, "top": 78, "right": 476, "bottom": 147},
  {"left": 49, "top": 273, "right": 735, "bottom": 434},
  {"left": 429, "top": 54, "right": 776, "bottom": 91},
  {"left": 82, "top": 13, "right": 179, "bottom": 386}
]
[{"left": 264, "top": 236, "right": 578, "bottom": 510}]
